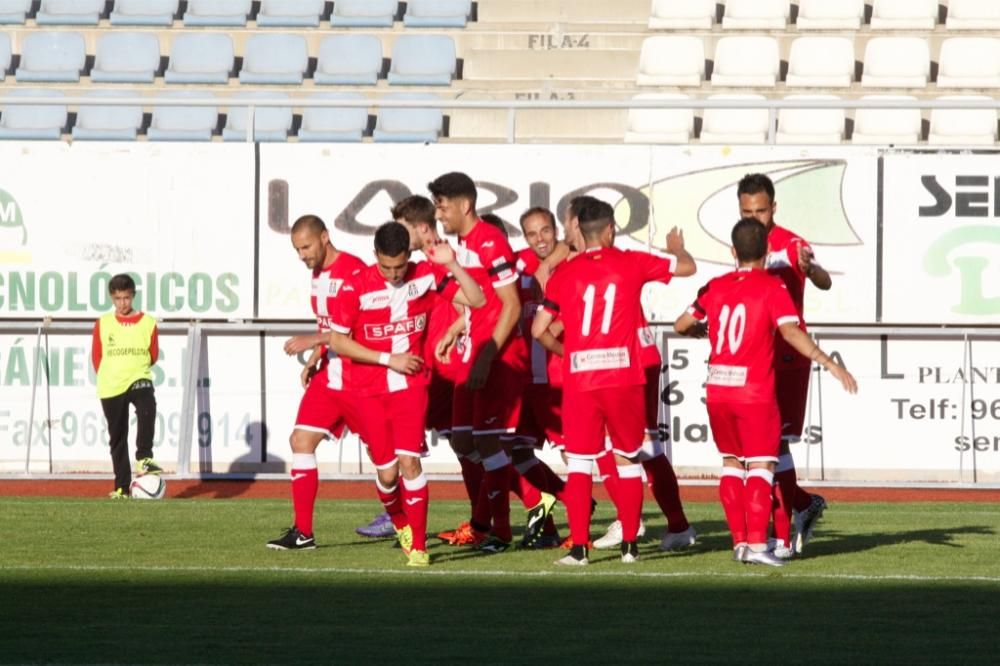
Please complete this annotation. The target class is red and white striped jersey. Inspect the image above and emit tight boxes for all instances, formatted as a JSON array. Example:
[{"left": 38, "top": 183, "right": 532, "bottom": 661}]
[
  {"left": 766, "top": 223, "right": 811, "bottom": 368},
  {"left": 309, "top": 251, "right": 366, "bottom": 390}
]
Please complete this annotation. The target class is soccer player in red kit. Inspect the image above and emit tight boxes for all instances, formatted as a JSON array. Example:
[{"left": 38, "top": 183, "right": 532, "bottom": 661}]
[
  {"left": 430, "top": 172, "right": 527, "bottom": 553},
  {"left": 532, "top": 198, "right": 696, "bottom": 566},
  {"left": 738, "top": 173, "right": 833, "bottom": 556},
  {"left": 675, "top": 218, "right": 856, "bottom": 566},
  {"left": 328, "top": 222, "right": 484, "bottom": 566},
  {"left": 267, "top": 214, "right": 367, "bottom": 551}
]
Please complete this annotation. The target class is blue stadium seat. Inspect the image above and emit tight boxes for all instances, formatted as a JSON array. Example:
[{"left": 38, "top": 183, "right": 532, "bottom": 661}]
[
  {"left": 298, "top": 92, "right": 368, "bottom": 142},
  {"left": 16, "top": 32, "right": 86, "bottom": 83},
  {"left": 165, "top": 33, "right": 234, "bottom": 84},
  {"left": 92, "top": 33, "right": 160, "bottom": 84},
  {"left": 37, "top": 0, "right": 102, "bottom": 25},
  {"left": 222, "top": 91, "right": 293, "bottom": 142},
  {"left": 110, "top": 0, "right": 178, "bottom": 26},
  {"left": 71, "top": 90, "right": 144, "bottom": 141},
  {"left": 0, "top": 33, "right": 10, "bottom": 80},
  {"left": 239, "top": 34, "right": 308, "bottom": 85},
  {"left": 315, "top": 35, "right": 382, "bottom": 85},
  {"left": 148, "top": 91, "right": 218, "bottom": 141},
  {"left": 404, "top": 0, "right": 471, "bottom": 28},
  {"left": 0, "top": 0, "right": 31, "bottom": 25},
  {"left": 387, "top": 35, "right": 456, "bottom": 86},
  {"left": 374, "top": 94, "right": 443, "bottom": 142},
  {"left": 0, "top": 89, "right": 66, "bottom": 140},
  {"left": 257, "top": 0, "right": 323, "bottom": 27},
  {"left": 330, "top": 0, "right": 397, "bottom": 27},
  {"left": 184, "top": 0, "right": 251, "bottom": 26}
]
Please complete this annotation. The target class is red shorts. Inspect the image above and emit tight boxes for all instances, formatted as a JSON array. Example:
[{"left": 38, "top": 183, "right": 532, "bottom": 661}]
[
  {"left": 707, "top": 400, "right": 780, "bottom": 463},
  {"left": 453, "top": 360, "right": 525, "bottom": 436},
  {"left": 563, "top": 384, "right": 645, "bottom": 458},
  {"left": 510, "top": 383, "right": 564, "bottom": 448},
  {"left": 775, "top": 365, "right": 811, "bottom": 441},
  {"left": 426, "top": 373, "right": 454, "bottom": 435},
  {"left": 295, "top": 372, "right": 362, "bottom": 441},
  {"left": 356, "top": 386, "right": 429, "bottom": 469},
  {"left": 644, "top": 365, "right": 660, "bottom": 435}
]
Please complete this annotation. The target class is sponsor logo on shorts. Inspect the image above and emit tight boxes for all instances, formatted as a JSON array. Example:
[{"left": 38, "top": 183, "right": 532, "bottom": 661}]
[
  {"left": 570, "top": 347, "right": 630, "bottom": 372},
  {"left": 363, "top": 314, "right": 427, "bottom": 340},
  {"left": 707, "top": 364, "right": 749, "bottom": 387}
]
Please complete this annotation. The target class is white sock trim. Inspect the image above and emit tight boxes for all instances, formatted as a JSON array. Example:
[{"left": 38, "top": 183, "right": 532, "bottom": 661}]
[
  {"left": 375, "top": 478, "right": 397, "bottom": 494},
  {"left": 514, "top": 458, "right": 540, "bottom": 475},
  {"left": 747, "top": 468, "right": 775, "bottom": 485},
  {"left": 617, "top": 463, "right": 643, "bottom": 479},
  {"left": 720, "top": 467, "right": 746, "bottom": 480},
  {"left": 776, "top": 453, "right": 795, "bottom": 473},
  {"left": 482, "top": 451, "right": 511, "bottom": 472},
  {"left": 402, "top": 473, "right": 428, "bottom": 491},
  {"left": 567, "top": 457, "right": 593, "bottom": 474},
  {"left": 292, "top": 453, "right": 317, "bottom": 470}
]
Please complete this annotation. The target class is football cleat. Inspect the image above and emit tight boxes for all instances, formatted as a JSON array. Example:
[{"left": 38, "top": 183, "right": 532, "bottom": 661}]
[
  {"left": 266, "top": 526, "right": 316, "bottom": 551},
  {"left": 524, "top": 533, "right": 563, "bottom": 550},
  {"left": 555, "top": 545, "right": 589, "bottom": 566},
  {"left": 767, "top": 537, "right": 794, "bottom": 560},
  {"left": 138, "top": 458, "right": 163, "bottom": 475},
  {"left": 520, "top": 492, "right": 557, "bottom": 548},
  {"left": 396, "top": 525, "right": 414, "bottom": 556},
  {"left": 437, "top": 521, "right": 470, "bottom": 544},
  {"left": 108, "top": 488, "right": 129, "bottom": 500},
  {"left": 794, "top": 493, "right": 827, "bottom": 554},
  {"left": 355, "top": 512, "right": 396, "bottom": 539},
  {"left": 732, "top": 543, "right": 749, "bottom": 563},
  {"left": 659, "top": 526, "right": 697, "bottom": 552},
  {"left": 406, "top": 549, "right": 430, "bottom": 567},
  {"left": 560, "top": 535, "right": 594, "bottom": 550},
  {"left": 593, "top": 520, "right": 646, "bottom": 549},
  {"left": 478, "top": 536, "right": 512, "bottom": 554},
  {"left": 742, "top": 547, "right": 786, "bottom": 567},
  {"left": 449, "top": 523, "right": 488, "bottom": 547},
  {"left": 620, "top": 540, "right": 640, "bottom": 564}
]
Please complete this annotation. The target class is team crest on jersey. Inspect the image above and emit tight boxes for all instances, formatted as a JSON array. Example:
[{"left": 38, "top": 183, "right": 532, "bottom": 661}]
[
  {"left": 363, "top": 313, "right": 427, "bottom": 339},
  {"left": 638, "top": 326, "right": 655, "bottom": 347}
]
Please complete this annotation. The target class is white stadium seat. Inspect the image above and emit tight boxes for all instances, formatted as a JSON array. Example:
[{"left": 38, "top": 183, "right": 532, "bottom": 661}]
[
  {"left": 91, "top": 32, "right": 161, "bottom": 84},
  {"left": 937, "top": 38, "right": 1000, "bottom": 89},
  {"left": 636, "top": 36, "right": 704, "bottom": 87},
  {"left": 16, "top": 31, "right": 86, "bottom": 83},
  {"left": 786, "top": 37, "right": 855, "bottom": 88},
  {"left": 164, "top": 33, "right": 235, "bottom": 84},
  {"left": 373, "top": 93, "right": 444, "bottom": 143},
  {"left": 315, "top": 35, "right": 382, "bottom": 85},
  {"left": 404, "top": 0, "right": 472, "bottom": 28},
  {"left": 947, "top": 0, "right": 1000, "bottom": 30},
  {"left": 852, "top": 95, "right": 922, "bottom": 144},
  {"left": 0, "top": 32, "right": 10, "bottom": 79},
  {"left": 870, "top": 0, "right": 938, "bottom": 31},
  {"left": 929, "top": 96, "right": 998, "bottom": 145},
  {"left": 110, "top": 0, "right": 178, "bottom": 26},
  {"left": 722, "top": 0, "right": 789, "bottom": 30},
  {"left": 298, "top": 92, "right": 369, "bottom": 143},
  {"left": 37, "top": 0, "right": 102, "bottom": 25},
  {"left": 239, "top": 34, "right": 309, "bottom": 85},
  {"left": 624, "top": 93, "right": 694, "bottom": 144},
  {"left": 648, "top": 0, "right": 714, "bottom": 30},
  {"left": 711, "top": 36, "right": 780, "bottom": 88},
  {"left": 0, "top": 0, "right": 32, "bottom": 25},
  {"left": 330, "top": 0, "right": 397, "bottom": 27},
  {"left": 796, "top": 0, "right": 864, "bottom": 30},
  {"left": 72, "top": 90, "right": 144, "bottom": 141},
  {"left": 0, "top": 89, "right": 66, "bottom": 140},
  {"left": 184, "top": 0, "right": 251, "bottom": 27},
  {"left": 776, "top": 95, "right": 845, "bottom": 144},
  {"left": 148, "top": 91, "right": 218, "bottom": 141},
  {"left": 257, "top": 0, "right": 324, "bottom": 27},
  {"left": 700, "top": 94, "right": 769, "bottom": 144},
  {"left": 387, "top": 35, "right": 457, "bottom": 86},
  {"left": 222, "top": 91, "right": 293, "bottom": 142},
  {"left": 861, "top": 38, "right": 930, "bottom": 89}
]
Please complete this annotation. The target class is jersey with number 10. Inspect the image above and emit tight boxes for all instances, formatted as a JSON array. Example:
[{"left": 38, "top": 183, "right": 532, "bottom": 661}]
[
  {"left": 542, "top": 246, "right": 675, "bottom": 393},
  {"left": 688, "top": 268, "right": 801, "bottom": 404}
]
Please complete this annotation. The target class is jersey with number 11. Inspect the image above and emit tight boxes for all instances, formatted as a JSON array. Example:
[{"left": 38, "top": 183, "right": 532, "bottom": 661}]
[{"left": 542, "top": 246, "right": 676, "bottom": 393}]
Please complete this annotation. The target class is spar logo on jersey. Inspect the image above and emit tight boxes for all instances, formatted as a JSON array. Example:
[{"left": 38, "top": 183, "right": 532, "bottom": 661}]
[
  {"left": 315, "top": 315, "right": 335, "bottom": 331},
  {"left": 363, "top": 313, "right": 428, "bottom": 340}
]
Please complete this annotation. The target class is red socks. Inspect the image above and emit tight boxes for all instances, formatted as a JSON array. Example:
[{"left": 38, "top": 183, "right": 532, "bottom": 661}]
[
  {"left": 290, "top": 454, "right": 319, "bottom": 537},
  {"left": 615, "top": 463, "right": 644, "bottom": 542},
  {"left": 745, "top": 468, "right": 775, "bottom": 547},
  {"left": 565, "top": 457, "right": 595, "bottom": 547},
  {"left": 719, "top": 467, "right": 747, "bottom": 546},
  {"left": 482, "top": 451, "right": 513, "bottom": 542},
  {"left": 458, "top": 452, "right": 483, "bottom": 515},
  {"left": 375, "top": 477, "right": 408, "bottom": 531},
  {"left": 401, "top": 473, "right": 429, "bottom": 552},
  {"left": 642, "top": 453, "right": 690, "bottom": 533},
  {"left": 596, "top": 450, "right": 620, "bottom": 503}
]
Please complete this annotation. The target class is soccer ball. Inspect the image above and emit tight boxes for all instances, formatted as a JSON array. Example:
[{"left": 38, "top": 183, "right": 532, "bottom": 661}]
[{"left": 130, "top": 474, "right": 166, "bottom": 500}]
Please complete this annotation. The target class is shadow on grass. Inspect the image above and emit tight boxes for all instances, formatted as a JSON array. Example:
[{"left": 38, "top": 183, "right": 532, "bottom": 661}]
[
  {"left": 802, "top": 524, "right": 996, "bottom": 558},
  {"left": 173, "top": 480, "right": 257, "bottom": 500}
]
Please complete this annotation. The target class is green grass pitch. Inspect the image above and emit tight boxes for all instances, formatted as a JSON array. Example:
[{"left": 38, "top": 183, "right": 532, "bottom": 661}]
[{"left": 1, "top": 497, "right": 999, "bottom": 664}]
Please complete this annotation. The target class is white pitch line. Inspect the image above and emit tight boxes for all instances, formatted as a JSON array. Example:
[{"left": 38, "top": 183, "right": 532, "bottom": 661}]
[{"left": 2, "top": 563, "right": 999, "bottom": 584}]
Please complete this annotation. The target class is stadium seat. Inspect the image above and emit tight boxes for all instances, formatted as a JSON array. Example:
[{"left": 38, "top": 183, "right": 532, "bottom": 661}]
[
  {"left": 0, "top": 33, "right": 10, "bottom": 80},
  {"left": 786, "top": 37, "right": 855, "bottom": 88},
  {"left": 165, "top": 33, "right": 235, "bottom": 84},
  {"left": 700, "top": 94, "right": 769, "bottom": 144},
  {"left": 91, "top": 33, "right": 160, "bottom": 84},
  {"left": 851, "top": 95, "right": 922, "bottom": 144},
  {"left": 71, "top": 90, "right": 144, "bottom": 141},
  {"left": 373, "top": 94, "right": 443, "bottom": 142},
  {"left": 239, "top": 34, "right": 308, "bottom": 85},
  {"left": 148, "top": 91, "right": 218, "bottom": 141},
  {"left": 184, "top": 0, "right": 251, "bottom": 26},
  {"left": 222, "top": 92, "right": 293, "bottom": 142},
  {"left": 624, "top": 93, "right": 694, "bottom": 144},
  {"left": 256, "top": 0, "right": 323, "bottom": 27},
  {"left": 110, "top": 0, "right": 178, "bottom": 26},
  {"left": 36, "top": 0, "right": 102, "bottom": 25},
  {"left": 298, "top": 92, "right": 369, "bottom": 142},
  {"left": 870, "top": 0, "right": 938, "bottom": 30},
  {"left": 648, "top": 0, "right": 714, "bottom": 30},
  {"left": 0, "top": 89, "right": 66, "bottom": 140},
  {"left": 16, "top": 32, "right": 86, "bottom": 83},
  {"left": 721, "top": 0, "right": 789, "bottom": 30},
  {"left": 636, "top": 36, "right": 704, "bottom": 87},
  {"left": 315, "top": 35, "right": 382, "bottom": 85},
  {"left": 0, "top": 0, "right": 31, "bottom": 24},
  {"left": 404, "top": 0, "right": 471, "bottom": 27},
  {"left": 861, "top": 38, "right": 930, "bottom": 89},
  {"left": 937, "top": 38, "right": 1000, "bottom": 89},
  {"left": 711, "top": 36, "right": 780, "bottom": 88},
  {"left": 776, "top": 95, "right": 845, "bottom": 144},
  {"left": 929, "top": 96, "right": 998, "bottom": 145},
  {"left": 796, "top": 0, "right": 864, "bottom": 30},
  {"left": 946, "top": 0, "right": 1000, "bottom": 30},
  {"left": 387, "top": 36, "right": 456, "bottom": 86},
  {"left": 330, "top": 0, "right": 397, "bottom": 27}
]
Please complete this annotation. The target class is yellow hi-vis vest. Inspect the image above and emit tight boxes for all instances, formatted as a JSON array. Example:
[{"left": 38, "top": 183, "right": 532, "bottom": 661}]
[{"left": 96, "top": 312, "right": 156, "bottom": 399}]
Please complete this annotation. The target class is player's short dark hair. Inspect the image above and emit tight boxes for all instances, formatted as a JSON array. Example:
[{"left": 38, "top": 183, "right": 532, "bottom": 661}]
[
  {"left": 731, "top": 218, "right": 769, "bottom": 262},
  {"left": 737, "top": 173, "right": 775, "bottom": 203},
  {"left": 568, "top": 195, "right": 601, "bottom": 220},
  {"left": 291, "top": 214, "right": 327, "bottom": 235},
  {"left": 428, "top": 172, "right": 477, "bottom": 208},
  {"left": 108, "top": 274, "right": 135, "bottom": 294},
  {"left": 480, "top": 213, "right": 509, "bottom": 238},
  {"left": 390, "top": 195, "right": 436, "bottom": 226},
  {"left": 374, "top": 221, "right": 412, "bottom": 257},
  {"left": 519, "top": 206, "right": 556, "bottom": 231},
  {"left": 577, "top": 199, "right": 615, "bottom": 239}
]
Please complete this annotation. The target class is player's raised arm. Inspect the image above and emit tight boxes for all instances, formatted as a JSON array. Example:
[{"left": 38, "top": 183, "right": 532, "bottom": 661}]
[
  {"left": 798, "top": 245, "right": 832, "bottom": 291},
  {"left": 665, "top": 226, "right": 696, "bottom": 277},
  {"left": 778, "top": 323, "right": 856, "bottom": 393},
  {"left": 426, "top": 240, "right": 485, "bottom": 308}
]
